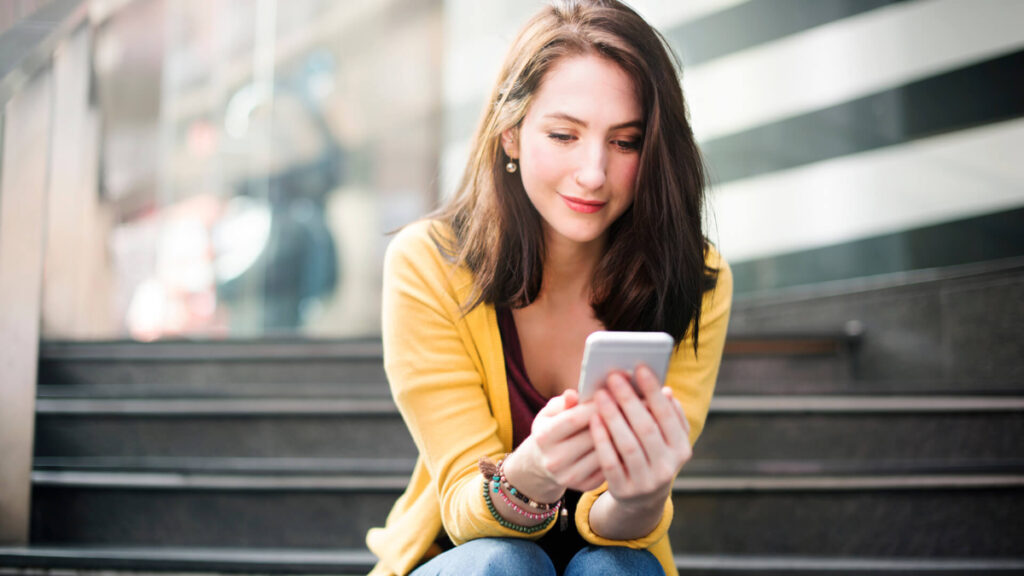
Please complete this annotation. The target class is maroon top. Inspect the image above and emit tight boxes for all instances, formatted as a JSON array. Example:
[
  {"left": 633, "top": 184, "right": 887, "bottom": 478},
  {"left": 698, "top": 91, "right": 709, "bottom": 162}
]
[{"left": 496, "top": 307, "right": 586, "bottom": 571}]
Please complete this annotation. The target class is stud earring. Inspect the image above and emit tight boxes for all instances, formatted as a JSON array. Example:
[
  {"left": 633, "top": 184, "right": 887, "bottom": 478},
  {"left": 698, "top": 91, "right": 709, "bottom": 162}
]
[{"left": 506, "top": 159, "right": 518, "bottom": 174}]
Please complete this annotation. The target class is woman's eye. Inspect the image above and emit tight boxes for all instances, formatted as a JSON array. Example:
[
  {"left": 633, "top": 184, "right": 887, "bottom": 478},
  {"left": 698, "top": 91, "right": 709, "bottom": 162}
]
[
  {"left": 547, "top": 133, "right": 574, "bottom": 143},
  {"left": 614, "top": 139, "right": 642, "bottom": 151}
]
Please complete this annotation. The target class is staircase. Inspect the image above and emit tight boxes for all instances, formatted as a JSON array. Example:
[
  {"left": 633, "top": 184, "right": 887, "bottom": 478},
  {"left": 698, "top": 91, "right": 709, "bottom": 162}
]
[{"left": 2, "top": 259, "right": 1023, "bottom": 575}]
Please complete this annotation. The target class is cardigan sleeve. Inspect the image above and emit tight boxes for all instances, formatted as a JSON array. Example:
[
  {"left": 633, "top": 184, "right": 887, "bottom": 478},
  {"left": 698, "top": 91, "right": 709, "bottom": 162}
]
[
  {"left": 575, "top": 251, "right": 733, "bottom": 548},
  {"left": 381, "top": 222, "right": 558, "bottom": 544}
]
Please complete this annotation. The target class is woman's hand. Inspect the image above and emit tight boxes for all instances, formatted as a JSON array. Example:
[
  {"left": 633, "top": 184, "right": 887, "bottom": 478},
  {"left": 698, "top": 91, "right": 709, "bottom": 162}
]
[
  {"left": 589, "top": 365, "right": 691, "bottom": 509},
  {"left": 506, "top": 389, "right": 605, "bottom": 501}
]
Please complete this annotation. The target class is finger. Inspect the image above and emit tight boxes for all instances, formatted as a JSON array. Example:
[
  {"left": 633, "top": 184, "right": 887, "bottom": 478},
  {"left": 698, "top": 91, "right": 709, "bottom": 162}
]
[
  {"left": 633, "top": 364, "right": 662, "bottom": 400},
  {"left": 596, "top": 387, "right": 649, "bottom": 474},
  {"left": 534, "top": 402, "right": 596, "bottom": 444},
  {"left": 575, "top": 467, "right": 606, "bottom": 492},
  {"left": 662, "top": 389, "right": 691, "bottom": 437},
  {"left": 606, "top": 373, "right": 667, "bottom": 461},
  {"left": 536, "top": 392, "right": 568, "bottom": 418},
  {"left": 562, "top": 388, "right": 579, "bottom": 409},
  {"left": 590, "top": 411, "right": 628, "bottom": 489},
  {"left": 548, "top": 427, "right": 598, "bottom": 470},
  {"left": 643, "top": 389, "right": 684, "bottom": 453},
  {"left": 562, "top": 448, "right": 602, "bottom": 487},
  {"left": 636, "top": 366, "right": 683, "bottom": 448}
]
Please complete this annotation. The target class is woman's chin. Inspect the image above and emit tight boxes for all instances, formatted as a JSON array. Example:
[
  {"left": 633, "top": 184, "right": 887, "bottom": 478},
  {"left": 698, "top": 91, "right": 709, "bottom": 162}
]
[{"left": 547, "top": 224, "right": 609, "bottom": 248}]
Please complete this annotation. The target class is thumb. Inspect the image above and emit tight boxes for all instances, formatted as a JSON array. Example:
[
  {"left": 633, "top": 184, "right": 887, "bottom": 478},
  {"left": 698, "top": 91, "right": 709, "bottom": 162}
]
[
  {"left": 562, "top": 388, "right": 579, "bottom": 409},
  {"left": 538, "top": 391, "right": 569, "bottom": 416}
]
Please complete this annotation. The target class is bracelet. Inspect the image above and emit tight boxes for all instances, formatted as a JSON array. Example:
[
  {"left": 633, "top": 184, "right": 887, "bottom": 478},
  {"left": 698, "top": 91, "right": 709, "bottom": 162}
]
[
  {"left": 481, "top": 478, "right": 557, "bottom": 534},
  {"left": 496, "top": 484, "right": 561, "bottom": 521},
  {"left": 479, "top": 457, "right": 559, "bottom": 511}
]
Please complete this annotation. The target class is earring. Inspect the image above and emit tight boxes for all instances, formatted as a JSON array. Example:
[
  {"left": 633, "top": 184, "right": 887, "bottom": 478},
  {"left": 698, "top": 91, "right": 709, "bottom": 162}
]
[{"left": 506, "top": 159, "right": 518, "bottom": 173}]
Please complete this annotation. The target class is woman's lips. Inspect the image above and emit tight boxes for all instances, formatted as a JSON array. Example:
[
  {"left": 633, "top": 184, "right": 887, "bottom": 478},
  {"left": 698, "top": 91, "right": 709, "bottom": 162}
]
[{"left": 560, "top": 194, "right": 606, "bottom": 214}]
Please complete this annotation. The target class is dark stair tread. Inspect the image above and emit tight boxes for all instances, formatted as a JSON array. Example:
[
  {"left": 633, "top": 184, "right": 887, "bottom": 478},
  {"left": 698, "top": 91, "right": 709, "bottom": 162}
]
[
  {"left": 30, "top": 469, "right": 1024, "bottom": 492},
  {"left": 32, "top": 456, "right": 1024, "bottom": 477},
  {"left": 38, "top": 326, "right": 860, "bottom": 361},
  {"left": 1, "top": 546, "right": 1023, "bottom": 574},
  {"left": 36, "top": 382, "right": 393, "bottom": 399},
  {"left": 34, "top": 394, "right": 1024, "bottom": 415}
]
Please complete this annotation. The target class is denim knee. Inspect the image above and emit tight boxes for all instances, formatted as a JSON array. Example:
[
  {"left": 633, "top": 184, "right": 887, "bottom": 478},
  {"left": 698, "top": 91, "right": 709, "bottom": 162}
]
[
  {"left": 411, "top": 537, "right": 556, "bottom": 576},
  {"left": 564, "top": 545, "right": 664, "bottom": 576}
]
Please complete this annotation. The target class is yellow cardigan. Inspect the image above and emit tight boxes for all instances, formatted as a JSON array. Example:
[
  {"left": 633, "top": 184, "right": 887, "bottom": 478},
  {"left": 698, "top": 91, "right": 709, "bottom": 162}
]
[{"left": 367, "top": 220, "right": 732, "bottom": 576}]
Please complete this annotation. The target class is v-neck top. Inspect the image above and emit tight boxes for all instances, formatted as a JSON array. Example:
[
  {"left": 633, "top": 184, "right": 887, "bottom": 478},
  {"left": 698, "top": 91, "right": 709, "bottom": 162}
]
[{"left": 496, "top": 306, "right": 587, "bottom": 573}]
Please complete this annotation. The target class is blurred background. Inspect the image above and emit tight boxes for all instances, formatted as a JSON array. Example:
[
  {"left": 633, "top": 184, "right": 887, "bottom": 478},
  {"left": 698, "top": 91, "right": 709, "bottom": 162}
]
[
  {"left": 1, "top": 0, "right": 1023, "bottom": 573},
  {"left": 6, "top": 0, "right": 1020, "bottom": 343}
]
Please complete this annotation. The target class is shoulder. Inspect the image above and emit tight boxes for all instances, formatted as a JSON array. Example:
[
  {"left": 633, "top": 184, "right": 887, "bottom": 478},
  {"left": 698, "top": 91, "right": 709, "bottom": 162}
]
[
  {"left": 384, "top": 219, "right": 472, "bottom": 299},
  {"left": 702, "top": 243, "right": 733, "bottom": 319},
  {"left": 386, "top": 219, "right": 449, "bottom": 262}
]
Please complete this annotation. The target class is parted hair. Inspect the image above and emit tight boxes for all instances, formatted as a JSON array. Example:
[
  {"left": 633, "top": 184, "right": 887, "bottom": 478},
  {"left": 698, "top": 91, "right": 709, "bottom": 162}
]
[{"left": 432, "top": 0, "right": 718, "bottom": 352}]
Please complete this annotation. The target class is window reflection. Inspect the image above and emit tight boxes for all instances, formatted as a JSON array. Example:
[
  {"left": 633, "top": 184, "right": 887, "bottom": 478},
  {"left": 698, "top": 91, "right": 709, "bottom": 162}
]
[{"left": 44, "top": 0, "right": 441, "bottom": 341}]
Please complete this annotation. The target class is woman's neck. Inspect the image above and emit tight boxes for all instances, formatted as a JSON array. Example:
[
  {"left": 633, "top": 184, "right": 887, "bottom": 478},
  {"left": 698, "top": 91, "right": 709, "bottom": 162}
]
[{"left": 536, "top": 230, "right": 606, "bottom": 306}]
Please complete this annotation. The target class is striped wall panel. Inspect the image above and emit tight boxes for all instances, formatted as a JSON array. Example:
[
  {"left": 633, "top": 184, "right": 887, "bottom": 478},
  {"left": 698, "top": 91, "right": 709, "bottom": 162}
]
[{"left": 441, "top": 0, "right": 1024, "bottom": 294}]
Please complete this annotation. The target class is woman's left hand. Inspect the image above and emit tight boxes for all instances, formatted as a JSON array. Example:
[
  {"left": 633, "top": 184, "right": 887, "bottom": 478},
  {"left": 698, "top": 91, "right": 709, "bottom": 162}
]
[{"left": 589, "top": 365, "right": 692, "bottom": 508}]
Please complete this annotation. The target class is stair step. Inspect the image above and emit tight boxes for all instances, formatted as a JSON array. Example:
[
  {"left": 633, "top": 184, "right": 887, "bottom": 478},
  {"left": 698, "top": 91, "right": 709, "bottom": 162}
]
[
  {"left": 34, "top": 395, "right": 1024, "bottom": 414},
  {"left": 31, "top": 470, "right": 1024, "bottom": 492},
  {"left": 38, "top": 340, "right": 388, "bottom": 386},
  {"left": 34, "top": 396, "right": 1024, "bottom": 465},
  {"left": 0, "top": 546, "right": 375, "bottom": 574},
  {"left": 32, "top": 455, "right": 1024, "bottom": 477},
  {"left": 29, "top": 471, "right": 1024, "bottom": 555},
  {"left": 37, "top": 328, "right": 860, "bottom": 391},
  {"left": 32, "top": 456, "right": 419, "bottom": 475},
  {"left": 4, "top": 546, "right": 1022, "bottom": 575}
]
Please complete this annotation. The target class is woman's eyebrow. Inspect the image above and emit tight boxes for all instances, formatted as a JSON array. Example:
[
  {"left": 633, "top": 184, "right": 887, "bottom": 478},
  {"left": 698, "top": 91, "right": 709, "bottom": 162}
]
[{"left": 542, "top": 112, "right": 642, "bottom": 131}]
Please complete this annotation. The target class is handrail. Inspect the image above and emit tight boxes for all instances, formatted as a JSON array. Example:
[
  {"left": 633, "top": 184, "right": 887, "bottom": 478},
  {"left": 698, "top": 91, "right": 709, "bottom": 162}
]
[{"left": 0, "top": 0, "right": 87, "bottom": 110}]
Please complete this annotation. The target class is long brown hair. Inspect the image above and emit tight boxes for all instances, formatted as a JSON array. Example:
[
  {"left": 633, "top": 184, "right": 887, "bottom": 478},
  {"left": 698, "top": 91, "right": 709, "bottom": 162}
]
[{"left": 432, "top": 0, "right": 718, "bottom": 352}]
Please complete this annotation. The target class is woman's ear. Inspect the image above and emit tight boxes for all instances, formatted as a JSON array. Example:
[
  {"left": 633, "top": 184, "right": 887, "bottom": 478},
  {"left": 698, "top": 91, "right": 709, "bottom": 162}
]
[{"left": 501, "top": 128, "right": 519, "bottom": 159}]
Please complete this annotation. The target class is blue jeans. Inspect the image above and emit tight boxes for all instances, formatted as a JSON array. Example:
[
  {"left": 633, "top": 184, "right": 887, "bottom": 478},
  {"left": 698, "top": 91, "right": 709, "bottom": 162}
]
[{"left": 409, "top": 537, "right": 665, "bottom": 576}]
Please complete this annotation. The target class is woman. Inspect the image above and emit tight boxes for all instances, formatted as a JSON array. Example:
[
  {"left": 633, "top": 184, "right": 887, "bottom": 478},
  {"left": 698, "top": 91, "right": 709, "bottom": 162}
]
[{"left": 367, "top": 1, "right": 731, "bottom": 574}]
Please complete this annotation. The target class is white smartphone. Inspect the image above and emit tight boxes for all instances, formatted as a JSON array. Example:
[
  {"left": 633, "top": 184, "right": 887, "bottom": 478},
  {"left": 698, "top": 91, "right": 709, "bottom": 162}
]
[{"left": 577, "top": 331, "right": 674, "bottom": 402}]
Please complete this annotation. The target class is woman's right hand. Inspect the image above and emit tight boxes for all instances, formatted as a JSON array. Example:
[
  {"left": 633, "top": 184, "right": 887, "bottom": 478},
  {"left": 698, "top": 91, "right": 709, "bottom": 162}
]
[{"left": 505, "top": 389, "right": 606, "bottom": 500}]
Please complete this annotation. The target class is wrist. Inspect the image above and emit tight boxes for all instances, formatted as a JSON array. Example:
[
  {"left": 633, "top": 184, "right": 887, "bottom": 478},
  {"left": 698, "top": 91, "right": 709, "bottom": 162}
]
[
  {"left": 603, "top": 486, "right": 670, "bottom": 515},
  {"left": 504, "top": 440, "right": 566, "bottom": 504}
]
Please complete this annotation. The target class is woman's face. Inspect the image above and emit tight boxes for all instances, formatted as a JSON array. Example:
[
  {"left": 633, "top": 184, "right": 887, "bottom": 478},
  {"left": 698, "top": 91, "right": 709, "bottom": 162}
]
[{"left": 503, "top": 54, "right": 643, "bottom": 250}]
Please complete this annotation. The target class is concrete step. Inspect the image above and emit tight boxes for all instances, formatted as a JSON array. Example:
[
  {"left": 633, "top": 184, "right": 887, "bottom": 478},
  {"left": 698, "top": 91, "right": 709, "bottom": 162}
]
[
  {"left": 34, "top": 396, "right": 1024, "bottom": 467},
  {"left": 37, "top": 340, "right": 389, "bottom": 387},
  {"left": 37, "top": 327, "right": 863, "bottom": 395},
  {"left": 28, "top": 470, "right": 1024, "bottom": 557},
  {"left": 4, "top": 546, "right": 1023, "bottom": 575},
  {"left": 2, "top": 547, "right": 1024, "bottom": 575}
]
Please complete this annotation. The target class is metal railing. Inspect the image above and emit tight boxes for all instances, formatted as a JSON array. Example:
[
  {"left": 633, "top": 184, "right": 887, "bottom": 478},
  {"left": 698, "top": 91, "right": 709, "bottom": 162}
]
[{"left": 0, "top": 0, "right": 88, "bottom": 545}]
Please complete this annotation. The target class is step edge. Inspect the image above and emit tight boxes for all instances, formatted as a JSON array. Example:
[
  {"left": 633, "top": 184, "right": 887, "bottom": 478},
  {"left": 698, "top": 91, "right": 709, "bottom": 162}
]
[
  {"left": 34, "top": 395, "right": 1024, "bottom": 415},
  {"left": 2, "top": 547, "right": 1023, "bottom": 572},
  {"left": 30, "top": 470, "right": 1024, "bottom": 492},
  {"left": 35, "top": 455, "right": 1024, "bottom": 477}
]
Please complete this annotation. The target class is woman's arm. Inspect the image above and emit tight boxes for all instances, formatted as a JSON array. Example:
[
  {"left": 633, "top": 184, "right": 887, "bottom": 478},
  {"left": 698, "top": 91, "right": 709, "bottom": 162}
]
[
  {"left": 587, "top": 367, "right": 692, "bottom": 539},
  {"left": 497, "top": 389, "right": 605, "bottom": 526},
  {"left": 382, "top": 223, "right": 557, "bottom": 543},
  {"left": 579, "top": 254, "right": 733, "bottom": 544}
]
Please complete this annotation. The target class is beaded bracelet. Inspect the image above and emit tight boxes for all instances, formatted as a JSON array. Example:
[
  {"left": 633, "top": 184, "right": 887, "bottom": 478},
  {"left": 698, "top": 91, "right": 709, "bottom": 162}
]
[
  {"left": 481, "top": 478, "right": 557, "bottom": 534},
  {"left": 496, "top": 484, "right": 561, "bottom": 521},
  {"left": 479, "top": 457, "right": 559, "bottom": 511}
]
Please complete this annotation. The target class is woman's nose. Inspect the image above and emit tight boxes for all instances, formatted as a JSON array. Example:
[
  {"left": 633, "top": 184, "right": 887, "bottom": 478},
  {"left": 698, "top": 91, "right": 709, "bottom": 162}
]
[{"left": 574, "top": 144, "right": 607, "bottom": 191}]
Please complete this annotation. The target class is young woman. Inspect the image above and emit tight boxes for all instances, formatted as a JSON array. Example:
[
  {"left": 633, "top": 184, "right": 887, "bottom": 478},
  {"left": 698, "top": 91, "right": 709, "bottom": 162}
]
[{"left": 367, "top": 1, "right": 731, "bottom": 574}]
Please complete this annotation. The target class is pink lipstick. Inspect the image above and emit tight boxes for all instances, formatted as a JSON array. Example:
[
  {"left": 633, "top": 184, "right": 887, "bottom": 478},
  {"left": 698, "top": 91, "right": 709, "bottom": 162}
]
[{"left": 560, "top": 194, "right": 606, "bottom": 214}]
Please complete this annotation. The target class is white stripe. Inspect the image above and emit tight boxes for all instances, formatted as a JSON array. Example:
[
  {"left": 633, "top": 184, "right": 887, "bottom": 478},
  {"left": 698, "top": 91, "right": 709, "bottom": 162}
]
[
  {"left": 631, "top": 0, "right": 749, "bottom": 29},
  {"left": 441, "top": 0, "right": 749, "bottom": 109},
  {"left": 709, "top": 118, "right": 1024, "bottom": 263},
  {"left": 442, "top": 1, "right": 542, "bottom": 107},
  {"left": 685, "top": 0, "right": 1024, "bottom": 142},
  {"left": 441, "top": 138, "right": 472, "bottom": 200}
]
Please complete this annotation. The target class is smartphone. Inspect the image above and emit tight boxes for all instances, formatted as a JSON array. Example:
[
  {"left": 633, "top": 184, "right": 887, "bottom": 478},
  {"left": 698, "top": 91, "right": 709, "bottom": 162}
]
[{"left": 577, "top": 331, "right": 674, "bottom": 402}]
